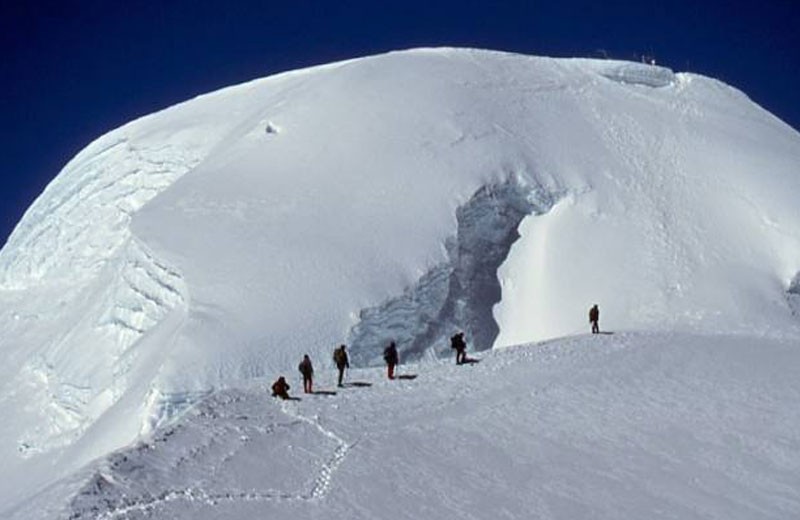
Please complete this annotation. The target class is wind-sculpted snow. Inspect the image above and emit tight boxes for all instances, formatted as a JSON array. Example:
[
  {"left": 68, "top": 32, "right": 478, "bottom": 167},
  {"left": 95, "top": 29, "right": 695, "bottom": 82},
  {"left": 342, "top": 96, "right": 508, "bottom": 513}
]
[{"left": 2, "top": 47, "right": 800, "bottom": 514}]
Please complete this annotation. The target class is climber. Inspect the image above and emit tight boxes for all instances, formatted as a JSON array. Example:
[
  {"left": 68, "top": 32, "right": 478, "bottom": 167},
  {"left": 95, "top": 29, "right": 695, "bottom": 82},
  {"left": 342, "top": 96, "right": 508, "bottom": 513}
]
[
  {"left": 383, "top": 341, "right": 399, "bottom": 380},
  {"left": 271, "top": 376, "right": 291, "bottom": 399},
  {"left": 450, "top": 332, "right": 468, "bottom": 365},
  {"left": 589, "top": 304, "right": 600, "bottom": 334},
  {"left": 298, "top": 354, "right": 314, "bottom": 394},
  {"left": 333, "top": 344, "right": 350, "bottom": 387}
]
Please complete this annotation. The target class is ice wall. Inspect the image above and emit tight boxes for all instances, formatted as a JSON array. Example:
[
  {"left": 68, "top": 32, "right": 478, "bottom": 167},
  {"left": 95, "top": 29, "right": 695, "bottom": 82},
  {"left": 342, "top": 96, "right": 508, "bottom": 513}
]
[{"left": 348, "top": 178, "right": 557, "bottom": 365}]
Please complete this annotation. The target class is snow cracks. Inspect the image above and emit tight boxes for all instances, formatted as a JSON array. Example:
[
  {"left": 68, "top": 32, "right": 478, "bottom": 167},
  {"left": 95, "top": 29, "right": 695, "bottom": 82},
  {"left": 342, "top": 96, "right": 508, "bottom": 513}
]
[
  {"left": 100, "top": 238, "right": 187, "bottom": 346},
  {"left": 348, "top": 176, "right": 558, "bottom": 366}
]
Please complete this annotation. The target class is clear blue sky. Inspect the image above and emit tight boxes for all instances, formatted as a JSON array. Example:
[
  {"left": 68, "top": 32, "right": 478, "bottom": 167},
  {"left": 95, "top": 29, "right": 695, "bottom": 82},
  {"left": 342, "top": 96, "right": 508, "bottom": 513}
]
[{"left": 2, "top": 0, "right": 798, "bottom": 245}]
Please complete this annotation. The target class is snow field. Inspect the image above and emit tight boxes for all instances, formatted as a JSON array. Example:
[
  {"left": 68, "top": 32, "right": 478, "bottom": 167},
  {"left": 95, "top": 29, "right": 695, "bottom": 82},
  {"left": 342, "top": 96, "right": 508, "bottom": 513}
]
[{"left": 15, "top": 332, "right": 797, "bottom": 520}]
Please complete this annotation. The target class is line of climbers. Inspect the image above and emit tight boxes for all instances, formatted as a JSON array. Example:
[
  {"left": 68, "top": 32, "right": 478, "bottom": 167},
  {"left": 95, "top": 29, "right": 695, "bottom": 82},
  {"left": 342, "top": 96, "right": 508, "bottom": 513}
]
[
  {"left": 272, "top": 304, "right": 602, "bottom": 399},
  {"left": 271, "top": 332, "right": 472, "bottom": 399}
]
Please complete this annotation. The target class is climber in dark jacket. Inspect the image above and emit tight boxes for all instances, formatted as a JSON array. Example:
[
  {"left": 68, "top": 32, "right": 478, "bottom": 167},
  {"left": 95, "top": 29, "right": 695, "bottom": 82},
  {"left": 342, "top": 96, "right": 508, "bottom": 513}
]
[
  {"left": 271, "top": 376, "right": 291, "bottom": 399},
  {"left": 298, "top": 354, "right": 314, "bottom": 394},
  {"left": 333, "top": 345, "right": 350, "bottom": 387},
  {"left": 589, "top": 304, "right": 600, "bottom": 334},
  {"left": 450, "top": 332, "right": 468, "bottom": 365},
  {"left": 383, "top": 341, "right": 399, "bottom": 380}
]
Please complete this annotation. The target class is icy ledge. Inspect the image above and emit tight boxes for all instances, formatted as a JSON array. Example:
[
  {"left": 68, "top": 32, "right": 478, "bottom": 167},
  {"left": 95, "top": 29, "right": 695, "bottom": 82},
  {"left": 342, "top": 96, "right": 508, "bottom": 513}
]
[{"left": 348, "top": 176, "right": 559, "bottom": 366}]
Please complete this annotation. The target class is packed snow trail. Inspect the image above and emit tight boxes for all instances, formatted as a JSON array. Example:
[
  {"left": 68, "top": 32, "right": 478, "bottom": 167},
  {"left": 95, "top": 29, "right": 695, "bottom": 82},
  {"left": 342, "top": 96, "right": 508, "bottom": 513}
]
[
  {"left": 13, "top": 332, "right": 798, "bottom": 520},
  {"left": 278, "top": 397, "right": 354, "bottom": 500}
]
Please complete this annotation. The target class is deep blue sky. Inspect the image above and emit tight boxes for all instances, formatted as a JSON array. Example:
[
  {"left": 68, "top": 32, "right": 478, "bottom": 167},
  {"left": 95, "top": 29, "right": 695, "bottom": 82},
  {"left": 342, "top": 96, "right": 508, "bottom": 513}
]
[{"left": 2, "top": 1, "right": 798, "bottom": 246}]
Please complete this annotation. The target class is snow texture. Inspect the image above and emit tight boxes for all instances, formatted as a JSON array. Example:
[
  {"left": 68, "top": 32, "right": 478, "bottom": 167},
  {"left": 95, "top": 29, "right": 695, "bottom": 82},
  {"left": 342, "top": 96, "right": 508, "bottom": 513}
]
[{"left": 1, "top": 47, "right": 800, "bottom": 516}]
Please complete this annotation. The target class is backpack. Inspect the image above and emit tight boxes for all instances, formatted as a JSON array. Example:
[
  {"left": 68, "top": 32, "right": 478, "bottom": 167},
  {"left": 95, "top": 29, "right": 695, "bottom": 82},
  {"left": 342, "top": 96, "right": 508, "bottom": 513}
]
[{"left": 333, "top": 348, "right": 346, "bottom": 365}]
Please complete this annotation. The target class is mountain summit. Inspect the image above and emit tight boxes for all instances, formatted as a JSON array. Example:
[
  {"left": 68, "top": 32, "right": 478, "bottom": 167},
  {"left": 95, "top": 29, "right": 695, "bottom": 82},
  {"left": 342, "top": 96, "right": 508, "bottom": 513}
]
[{"left": 1, "top": 48, "right": 799, "bottom": 512}]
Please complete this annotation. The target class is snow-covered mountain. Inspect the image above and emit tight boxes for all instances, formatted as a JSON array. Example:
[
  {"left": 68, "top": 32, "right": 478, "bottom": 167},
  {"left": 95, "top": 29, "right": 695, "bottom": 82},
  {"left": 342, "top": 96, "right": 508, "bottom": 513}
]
[{"left": 1, "top": 48, "right": 800, "bottom": 516}]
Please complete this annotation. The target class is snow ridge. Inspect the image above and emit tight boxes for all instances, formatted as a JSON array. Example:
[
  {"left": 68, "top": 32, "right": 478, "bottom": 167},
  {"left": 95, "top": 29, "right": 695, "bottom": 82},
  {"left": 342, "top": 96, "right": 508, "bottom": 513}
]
[{"left": 32, "top": 332, "right": 800, "bottom": 520}]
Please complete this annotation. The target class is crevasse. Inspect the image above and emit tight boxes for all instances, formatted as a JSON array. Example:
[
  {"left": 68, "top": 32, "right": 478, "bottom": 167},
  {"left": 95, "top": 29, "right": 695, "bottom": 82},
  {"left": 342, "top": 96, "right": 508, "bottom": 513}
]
[{"left": 348, "top": 176, "right": 558, "bottom": 366}]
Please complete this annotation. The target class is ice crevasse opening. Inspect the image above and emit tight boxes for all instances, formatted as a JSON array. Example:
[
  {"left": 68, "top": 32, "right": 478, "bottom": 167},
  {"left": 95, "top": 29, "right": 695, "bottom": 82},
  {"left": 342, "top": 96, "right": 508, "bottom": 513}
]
[{"left": 347, "top": 175, "right": 560, "bottom": 365}]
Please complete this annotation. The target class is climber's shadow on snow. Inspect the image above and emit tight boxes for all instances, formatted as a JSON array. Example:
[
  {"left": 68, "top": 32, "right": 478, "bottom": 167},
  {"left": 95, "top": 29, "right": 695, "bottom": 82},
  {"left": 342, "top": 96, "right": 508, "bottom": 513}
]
[
  {"left": 597, "top": 331, "right": 614, "bottom": 335},
  {"left": 397, "top": 374, "right": 418, "bottom": 380},
  {"left": 459, "top": 358, "right": 481, "bottom": 365},
  {"left": 344, "top": 382, "right": 372, "bottom": 388},
  {"left": 312, "top": 390, "right": 338, "bottom": 396}
]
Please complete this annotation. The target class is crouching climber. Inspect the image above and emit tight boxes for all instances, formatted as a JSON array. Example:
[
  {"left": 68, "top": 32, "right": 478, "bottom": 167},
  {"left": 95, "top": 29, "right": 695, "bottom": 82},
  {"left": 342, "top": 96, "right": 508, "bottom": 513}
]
[{"left": 271, "top": 376, "right": 291, "bottom": 399}]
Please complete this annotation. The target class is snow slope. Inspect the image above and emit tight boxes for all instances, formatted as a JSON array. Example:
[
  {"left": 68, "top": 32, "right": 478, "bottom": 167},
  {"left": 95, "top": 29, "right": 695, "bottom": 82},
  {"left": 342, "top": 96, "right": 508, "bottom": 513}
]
[
  {"left": 10, "top": 332, "right": 800, "bottom": 519},
  {"left": 1, "top": 47, "right": 800, "bottom": 513}
]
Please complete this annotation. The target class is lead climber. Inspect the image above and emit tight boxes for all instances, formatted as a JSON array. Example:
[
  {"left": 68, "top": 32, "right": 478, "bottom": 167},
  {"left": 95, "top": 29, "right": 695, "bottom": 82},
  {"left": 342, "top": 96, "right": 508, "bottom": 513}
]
[{"left": 589, "top": 304, "right": 600, "bottom": 334}]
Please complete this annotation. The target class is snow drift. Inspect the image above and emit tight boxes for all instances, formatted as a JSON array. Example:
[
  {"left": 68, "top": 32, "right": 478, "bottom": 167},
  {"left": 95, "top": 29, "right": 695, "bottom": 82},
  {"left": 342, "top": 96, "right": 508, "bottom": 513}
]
[{"left": 1, "top": 48, "right": 800, "bottom": 512}]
